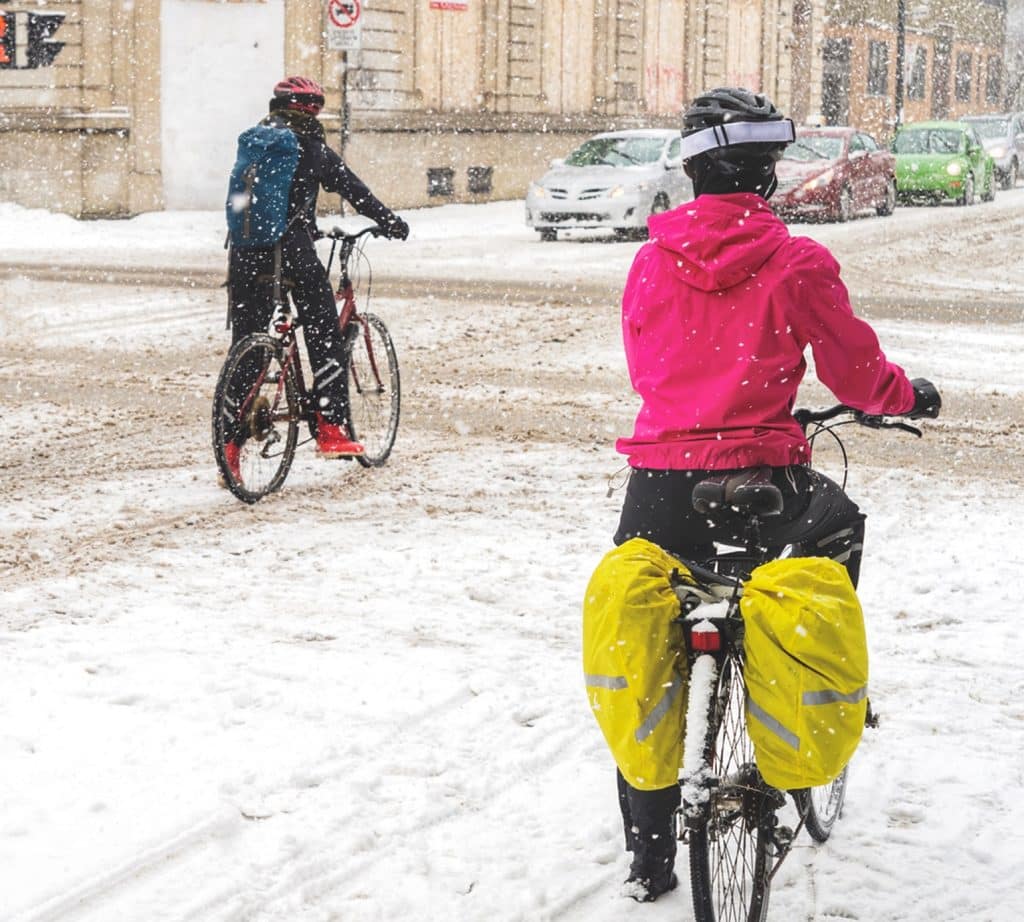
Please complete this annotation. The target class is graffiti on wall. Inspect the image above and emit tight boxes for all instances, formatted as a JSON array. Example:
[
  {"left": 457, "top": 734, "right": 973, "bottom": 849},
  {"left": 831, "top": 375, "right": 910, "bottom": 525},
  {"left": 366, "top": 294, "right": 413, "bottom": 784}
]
[
  {"left": 644, "top": 64, "right": 685, "bottom": 111},
  {"left": 0, "top": 5, "right": 65, "bottom": 69}
]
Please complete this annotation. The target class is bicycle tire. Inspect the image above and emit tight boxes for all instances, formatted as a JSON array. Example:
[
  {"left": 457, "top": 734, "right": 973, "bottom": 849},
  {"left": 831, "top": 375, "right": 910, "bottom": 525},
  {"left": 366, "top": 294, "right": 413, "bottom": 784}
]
[
  {"left": 343, "top": 313, "right": 400, "bottom": 468},
  {"left": 212, "top": 333, "right": 300, "bottom": 504},
  {"left": 792, "top": 766, "right": 848, "bottom": 843},
  {"left": 688, "top": 654, "right": 772, "bottom": 922}
]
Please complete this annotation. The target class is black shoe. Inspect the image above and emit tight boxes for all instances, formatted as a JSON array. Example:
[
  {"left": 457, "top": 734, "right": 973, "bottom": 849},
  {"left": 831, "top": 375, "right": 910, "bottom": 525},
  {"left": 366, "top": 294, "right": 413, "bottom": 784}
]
[{"left": 624, "top": 871, "right": 678, "bottom": 903}]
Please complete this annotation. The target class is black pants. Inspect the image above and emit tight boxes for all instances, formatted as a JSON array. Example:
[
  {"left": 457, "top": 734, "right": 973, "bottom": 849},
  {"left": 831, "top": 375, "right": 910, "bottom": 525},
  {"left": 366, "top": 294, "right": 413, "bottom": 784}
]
[
  {"left": 227, "top": 226, "right": 350, "bottom": 426},
  {"left": 611, "top": 464, "right": 865, "bottom": 878}
]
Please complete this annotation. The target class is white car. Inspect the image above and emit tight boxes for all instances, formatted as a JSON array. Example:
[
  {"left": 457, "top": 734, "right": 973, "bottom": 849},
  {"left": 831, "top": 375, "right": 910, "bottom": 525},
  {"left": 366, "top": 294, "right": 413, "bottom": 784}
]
[{"left": 525, "top": 129, "right": 693, "bottom": 241}]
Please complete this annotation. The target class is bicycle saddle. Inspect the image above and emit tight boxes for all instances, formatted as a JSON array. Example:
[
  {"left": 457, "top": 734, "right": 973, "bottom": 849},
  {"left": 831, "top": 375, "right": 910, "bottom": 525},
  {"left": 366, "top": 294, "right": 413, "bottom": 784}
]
[{"left": 692, "top": 466, "right": 784, "bottom": 517}]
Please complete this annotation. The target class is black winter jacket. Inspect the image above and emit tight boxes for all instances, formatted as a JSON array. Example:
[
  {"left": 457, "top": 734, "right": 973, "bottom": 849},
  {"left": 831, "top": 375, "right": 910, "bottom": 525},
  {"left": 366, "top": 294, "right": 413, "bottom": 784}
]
[{"left": 262, "top": 103, "right": 398, "bottom": 234}]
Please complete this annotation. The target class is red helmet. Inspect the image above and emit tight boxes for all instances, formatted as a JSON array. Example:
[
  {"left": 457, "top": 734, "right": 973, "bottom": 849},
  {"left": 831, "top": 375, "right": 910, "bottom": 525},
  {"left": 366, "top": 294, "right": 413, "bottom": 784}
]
[{"left": 273, "top": 76, "right": 325, "bottom": 114}]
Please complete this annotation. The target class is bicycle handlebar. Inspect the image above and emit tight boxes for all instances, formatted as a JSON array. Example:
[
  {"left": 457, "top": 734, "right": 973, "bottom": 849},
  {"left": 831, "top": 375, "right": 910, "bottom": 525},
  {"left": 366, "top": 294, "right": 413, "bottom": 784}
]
[
  {"left": 793, "top": 404, "right": 924, "bottom": 438},
  {"left": 324, "top": 224, "right": 386, "bottom": 241}
]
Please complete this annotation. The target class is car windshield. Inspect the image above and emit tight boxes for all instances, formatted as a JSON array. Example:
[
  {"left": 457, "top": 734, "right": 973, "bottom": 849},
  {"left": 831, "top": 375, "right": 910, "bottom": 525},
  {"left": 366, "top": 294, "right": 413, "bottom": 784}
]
[
  {"left": 782, "top": 136, "right": 844, "bottom": 161},
  {"left": 963, "top": 118, "right": 1009, "bottom": 140},
  {"left": 565, "top": 136, "right": 666, "bottom": 167},
  {"left": 892, "top": 129, "right": 964, "bottom": 154}
]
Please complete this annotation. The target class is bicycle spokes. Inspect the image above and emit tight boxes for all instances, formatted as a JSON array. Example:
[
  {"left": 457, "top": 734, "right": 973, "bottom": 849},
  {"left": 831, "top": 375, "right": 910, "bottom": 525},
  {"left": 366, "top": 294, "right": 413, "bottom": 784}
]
[
  {"left": 213, "top": 334, "right": 300, "bottom": 504},
  {"left": 345, "top": 313, "right": 400, "bottom": 468}
]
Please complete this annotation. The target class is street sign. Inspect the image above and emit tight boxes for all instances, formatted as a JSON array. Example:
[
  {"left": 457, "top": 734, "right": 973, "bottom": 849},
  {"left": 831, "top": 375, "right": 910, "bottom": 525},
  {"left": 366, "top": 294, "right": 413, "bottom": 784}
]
[
  {"left": 430, "top": 1, "right": 469, "bottom": 9},
  {"left": 326, "top": 0, "right": 361, "bottom": 51}
]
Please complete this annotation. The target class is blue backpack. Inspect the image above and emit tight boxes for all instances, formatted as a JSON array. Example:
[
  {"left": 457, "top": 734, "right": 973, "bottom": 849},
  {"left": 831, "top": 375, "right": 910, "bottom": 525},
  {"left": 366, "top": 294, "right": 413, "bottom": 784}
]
[{"left": 225, "top": 124, "right": 300, "bottom": 248}]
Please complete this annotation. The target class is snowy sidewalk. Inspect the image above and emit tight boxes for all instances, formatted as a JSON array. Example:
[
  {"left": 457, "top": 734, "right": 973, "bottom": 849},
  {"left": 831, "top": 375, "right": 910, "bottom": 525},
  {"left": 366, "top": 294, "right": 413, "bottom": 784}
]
[{"left": 0, "top": 200, "right": 633, "bottom": 299}]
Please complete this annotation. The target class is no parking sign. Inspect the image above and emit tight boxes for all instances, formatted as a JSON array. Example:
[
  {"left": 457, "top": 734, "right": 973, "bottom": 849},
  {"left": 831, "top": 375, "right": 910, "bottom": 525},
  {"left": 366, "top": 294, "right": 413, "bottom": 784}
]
[{"left": 326, "top": 0, "right": 362, "bottom": 51}]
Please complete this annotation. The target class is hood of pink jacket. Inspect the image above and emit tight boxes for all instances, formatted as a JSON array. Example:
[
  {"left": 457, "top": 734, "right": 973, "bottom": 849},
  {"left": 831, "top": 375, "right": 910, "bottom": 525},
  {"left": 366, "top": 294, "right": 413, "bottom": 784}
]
[
  {"left": 616, "top": 192, "right": 915, "bottom": 470},
  {"left": 647, "top": 193, "right": 790, "bottom": 293}
]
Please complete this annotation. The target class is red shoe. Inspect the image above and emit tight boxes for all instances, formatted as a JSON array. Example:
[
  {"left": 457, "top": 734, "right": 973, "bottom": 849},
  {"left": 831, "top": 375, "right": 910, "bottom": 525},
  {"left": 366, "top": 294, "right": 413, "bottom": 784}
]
[{"left": 316, "top": 420, "right": 364, "bottom": 458}]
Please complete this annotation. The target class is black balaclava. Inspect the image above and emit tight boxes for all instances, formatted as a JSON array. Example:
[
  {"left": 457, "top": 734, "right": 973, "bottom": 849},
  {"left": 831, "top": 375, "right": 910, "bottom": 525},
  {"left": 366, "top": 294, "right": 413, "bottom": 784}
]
[{"left": 684, "top": 152, "right": 779, "bottom": 200}]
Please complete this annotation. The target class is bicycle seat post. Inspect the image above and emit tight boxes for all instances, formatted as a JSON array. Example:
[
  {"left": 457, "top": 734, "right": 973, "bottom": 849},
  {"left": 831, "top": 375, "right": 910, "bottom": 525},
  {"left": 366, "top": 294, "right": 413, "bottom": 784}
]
[{"left": 743, "top": 515, "right": 765, "bottom": 562}]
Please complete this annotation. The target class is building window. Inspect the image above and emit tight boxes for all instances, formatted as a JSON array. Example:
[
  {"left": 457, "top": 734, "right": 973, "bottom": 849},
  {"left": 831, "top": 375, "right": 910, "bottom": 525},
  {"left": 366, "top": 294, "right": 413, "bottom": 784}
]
[
  {"left": 907, "top": 46, "right": 927, "bottom": 101},
  {"left": 955, "top": 53, "right": 972, "bottom": 102},
  {"left": 986, "top": 56, "right": 1002, "bottom": 104},
  {"left": 867, "top": 41, "right": 889, "bottom": 96}
]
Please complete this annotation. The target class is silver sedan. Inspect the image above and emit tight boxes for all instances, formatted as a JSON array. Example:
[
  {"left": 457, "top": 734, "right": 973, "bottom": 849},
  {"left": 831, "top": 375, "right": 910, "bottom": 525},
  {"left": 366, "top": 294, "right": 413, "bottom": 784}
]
[{"left": 525, "top": 129, "right": 693, "bottom": 241}]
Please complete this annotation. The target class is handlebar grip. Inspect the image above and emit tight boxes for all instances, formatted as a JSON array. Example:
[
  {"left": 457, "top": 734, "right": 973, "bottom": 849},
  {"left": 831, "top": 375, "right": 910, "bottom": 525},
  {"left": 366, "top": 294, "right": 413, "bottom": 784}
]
[{"left": 907, "top": 378, "right": 941, "bottom": 420}]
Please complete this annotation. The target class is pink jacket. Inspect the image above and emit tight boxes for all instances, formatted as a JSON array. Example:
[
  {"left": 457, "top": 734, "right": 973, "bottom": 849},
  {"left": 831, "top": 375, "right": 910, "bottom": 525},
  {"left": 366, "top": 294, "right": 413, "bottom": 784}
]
[{"left": 616, "top": 192, "right": 915, "bottom": 469}]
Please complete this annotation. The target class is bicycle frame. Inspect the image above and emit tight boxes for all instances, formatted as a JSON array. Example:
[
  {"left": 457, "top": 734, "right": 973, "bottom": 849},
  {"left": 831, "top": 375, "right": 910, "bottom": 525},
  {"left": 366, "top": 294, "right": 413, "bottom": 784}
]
[
  {"left": 237, "top": 225, "right": 387, "bottom": 438},
  {"left": 325, "top": 226, "right": 388, "bottom": 397}
]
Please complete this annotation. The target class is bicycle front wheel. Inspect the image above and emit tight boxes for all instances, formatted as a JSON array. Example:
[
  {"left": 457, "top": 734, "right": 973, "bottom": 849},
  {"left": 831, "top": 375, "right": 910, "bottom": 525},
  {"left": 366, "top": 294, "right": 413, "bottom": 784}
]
[
  {"left": 212, "top": 333, "right": 300, "bottom": 504},
  {"left": 688, "top": 655, "right": 772, "bottom": 922},
  {"left": 793, "top": 766, "right": 848, "bottom": 843},
  {"left": 344, "top": 313, "right": 400, "bottom": 468}
]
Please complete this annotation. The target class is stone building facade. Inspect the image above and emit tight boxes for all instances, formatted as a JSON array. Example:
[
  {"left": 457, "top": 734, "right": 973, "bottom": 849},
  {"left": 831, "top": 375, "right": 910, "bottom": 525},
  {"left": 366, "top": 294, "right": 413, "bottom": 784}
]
[
  {"left": 821, "top": 0, "right": 1007, "bottom": 142},
  {"left": 0, "top": 0, "right": 828, "bottom": 216},
  {"left": 0, "top": 0, "right": 162, "bottom": 216}
]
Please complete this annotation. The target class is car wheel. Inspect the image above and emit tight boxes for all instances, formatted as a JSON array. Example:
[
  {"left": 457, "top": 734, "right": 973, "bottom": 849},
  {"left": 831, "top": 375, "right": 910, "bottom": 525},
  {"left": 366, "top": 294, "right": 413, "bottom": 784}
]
[
  {"left": 877, "top": 178, "right": 897, "bottom": 216},
  {"left": 957, "top": 175, "right": 975, "bottom": 206},
  {"left": 538, "top": 229, "right": 557, "bottom": 242},
  {"left": 837, "top": 185, "right": 854, "bottom": 222},
  {"left": 982, "top": 169, "right": 997, "bottom": 202},
  {"left": 650, "top": 193, "right": 671, "bottom": 215}
]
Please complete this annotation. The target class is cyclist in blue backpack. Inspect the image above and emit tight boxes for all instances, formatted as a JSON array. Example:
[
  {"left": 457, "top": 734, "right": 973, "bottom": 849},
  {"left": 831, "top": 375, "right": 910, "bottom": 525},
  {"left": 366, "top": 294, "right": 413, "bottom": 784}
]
[{"left": 224, "top": 76, "right": 409, "bottom": 477}]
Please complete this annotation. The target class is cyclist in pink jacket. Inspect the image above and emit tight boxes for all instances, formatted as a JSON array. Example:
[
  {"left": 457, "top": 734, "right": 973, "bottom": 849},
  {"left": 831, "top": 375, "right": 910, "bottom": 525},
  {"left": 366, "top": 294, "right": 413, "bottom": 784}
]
[{"left": 610, "top": 87, "right": 940, "bottom": 902}]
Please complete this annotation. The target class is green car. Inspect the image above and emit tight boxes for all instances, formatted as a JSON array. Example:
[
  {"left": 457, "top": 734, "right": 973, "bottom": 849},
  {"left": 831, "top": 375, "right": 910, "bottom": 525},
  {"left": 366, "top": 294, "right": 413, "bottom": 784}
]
[{"left": 891, "top": 120, "right": 997, "bottom": 205}]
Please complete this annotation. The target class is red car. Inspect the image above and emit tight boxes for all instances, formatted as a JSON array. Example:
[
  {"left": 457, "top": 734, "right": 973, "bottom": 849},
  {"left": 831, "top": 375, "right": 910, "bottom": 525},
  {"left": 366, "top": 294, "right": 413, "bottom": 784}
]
[{"left": 773, "top": 127, "right": 897, "bottom": 222}]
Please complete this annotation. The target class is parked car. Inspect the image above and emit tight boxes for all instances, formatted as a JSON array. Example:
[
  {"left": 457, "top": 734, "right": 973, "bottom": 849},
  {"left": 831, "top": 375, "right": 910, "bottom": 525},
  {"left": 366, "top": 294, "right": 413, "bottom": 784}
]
[
  {"left": 960, "top": 113, "right": 1024, "bottom": 189},
  {"left": 773, "top": 126, "right": 897, "bottom": 222},
  {"left": 891, "top": 120, "right": 996, "bottom": 205},
  {"left": 525, "top": 129, "right": 693, "bottom": 241}
]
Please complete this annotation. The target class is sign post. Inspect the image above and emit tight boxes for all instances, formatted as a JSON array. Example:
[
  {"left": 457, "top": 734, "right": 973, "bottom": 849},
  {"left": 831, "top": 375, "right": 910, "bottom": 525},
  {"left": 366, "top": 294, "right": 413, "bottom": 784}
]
[{"left": 326, "top": 0, "right": 361, "bottom": 182}]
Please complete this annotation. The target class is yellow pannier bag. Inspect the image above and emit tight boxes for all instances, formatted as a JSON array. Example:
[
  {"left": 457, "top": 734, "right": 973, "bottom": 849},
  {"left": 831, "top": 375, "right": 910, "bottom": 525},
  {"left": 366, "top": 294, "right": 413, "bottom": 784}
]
[
  {"left": 582, "top": 537, "right": 689, "bottom": 791},
  {"left": 740, "top": 557, "right": 868, "bottom": 791}
]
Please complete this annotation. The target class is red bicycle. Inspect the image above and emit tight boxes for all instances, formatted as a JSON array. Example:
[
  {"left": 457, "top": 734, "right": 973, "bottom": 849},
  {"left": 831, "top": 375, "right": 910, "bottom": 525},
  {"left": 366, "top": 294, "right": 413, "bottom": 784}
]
[{"left": 212, "top": 225, "right": 400, "bottom": 503}]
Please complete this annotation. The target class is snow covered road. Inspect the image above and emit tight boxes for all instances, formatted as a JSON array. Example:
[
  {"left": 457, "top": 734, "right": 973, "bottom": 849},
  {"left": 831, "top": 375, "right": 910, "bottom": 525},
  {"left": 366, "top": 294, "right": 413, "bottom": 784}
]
[{"left": 2, "top": 200, "right": 1024, "bottom": 921}]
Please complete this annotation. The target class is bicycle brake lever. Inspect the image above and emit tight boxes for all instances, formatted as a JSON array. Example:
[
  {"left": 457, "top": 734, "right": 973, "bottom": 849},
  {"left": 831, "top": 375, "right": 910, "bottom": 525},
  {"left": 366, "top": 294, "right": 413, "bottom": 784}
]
[
  {"left": 889, "top": 421, "right": 923, "bottom": 437},
  {"left": 858, "top": 413, "right": 922, "bottom": 437}
]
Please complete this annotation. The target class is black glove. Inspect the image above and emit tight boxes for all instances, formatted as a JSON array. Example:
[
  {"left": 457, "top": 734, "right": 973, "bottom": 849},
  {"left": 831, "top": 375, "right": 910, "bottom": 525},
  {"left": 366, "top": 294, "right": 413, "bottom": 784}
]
[
  {"left": 907, "top": 377, "right": 941, "bottom": 419},
  {"left": 383, "top": 216, "right": 409, "bottom": 240}
]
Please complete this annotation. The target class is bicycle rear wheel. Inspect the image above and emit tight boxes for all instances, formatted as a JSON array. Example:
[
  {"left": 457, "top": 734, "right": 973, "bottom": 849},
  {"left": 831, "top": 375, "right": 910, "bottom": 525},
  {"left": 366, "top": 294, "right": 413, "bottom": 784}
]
[
  {"left": 212, "top": 333, "right": 300, "bottom": 504},
  {"left": 688, "top": 655, "right": 772, "bottom": 922},
  {"left": 793, "top": 766, "right": 848, "bottom": 843},
  {"left": 344, "top": 313, "right": 400, "bottom": 467}
]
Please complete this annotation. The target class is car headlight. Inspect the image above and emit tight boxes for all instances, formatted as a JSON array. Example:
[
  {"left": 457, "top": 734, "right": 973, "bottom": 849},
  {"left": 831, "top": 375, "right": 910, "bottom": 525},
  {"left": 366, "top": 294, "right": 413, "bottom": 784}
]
[
  {"left": 529, "top": 183, "right": 547, "bottom": 198},
  {"left": 801, "top": 169, "right": 834, "bottom": 191},
  {"left": 990, "top": 146, "right": 1006, "bottom": 159},
  {"left": 946, "top": 161, "right": 962, "bottom": 176}
]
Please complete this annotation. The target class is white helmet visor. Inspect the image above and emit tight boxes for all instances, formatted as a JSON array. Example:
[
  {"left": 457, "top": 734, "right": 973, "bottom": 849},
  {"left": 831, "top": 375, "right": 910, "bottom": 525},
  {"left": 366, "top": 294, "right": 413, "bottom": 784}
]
[{"left": 679, "top": 119, "right": 797, "bottom": 161}]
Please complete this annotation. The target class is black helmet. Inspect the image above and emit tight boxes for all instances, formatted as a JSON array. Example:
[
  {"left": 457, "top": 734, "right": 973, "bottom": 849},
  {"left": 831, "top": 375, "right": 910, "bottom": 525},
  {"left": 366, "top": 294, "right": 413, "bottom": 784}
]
[
  {"left": 684, "top": 87, "right": 783, "bottom": 130},
  {"left": 681, "top": 87, "right": 793, "bottom": 165},
  {"left": 680, "top": 87, "right": 795, "bottom": 198}
]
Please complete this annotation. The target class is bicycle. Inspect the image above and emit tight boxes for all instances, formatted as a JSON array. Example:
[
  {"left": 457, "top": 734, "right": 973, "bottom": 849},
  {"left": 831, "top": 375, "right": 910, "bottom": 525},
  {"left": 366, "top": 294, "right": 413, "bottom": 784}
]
[
  {"left": 212, "top": 224, "right": 400, "bottom": 504},
  {"left": 671, "top": 404, "right": 926, "bottom": 922}
]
